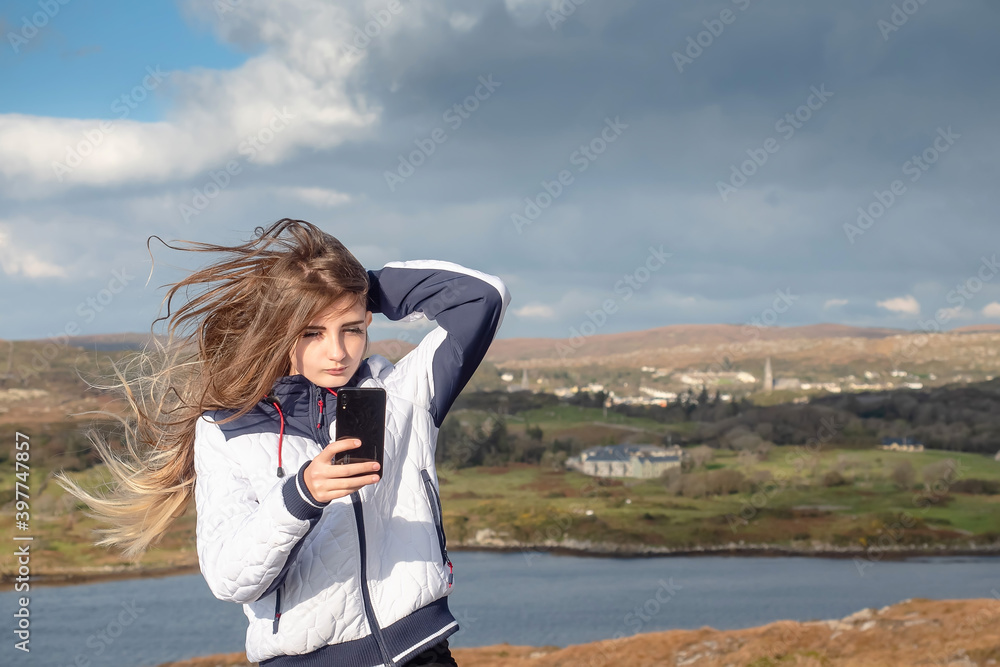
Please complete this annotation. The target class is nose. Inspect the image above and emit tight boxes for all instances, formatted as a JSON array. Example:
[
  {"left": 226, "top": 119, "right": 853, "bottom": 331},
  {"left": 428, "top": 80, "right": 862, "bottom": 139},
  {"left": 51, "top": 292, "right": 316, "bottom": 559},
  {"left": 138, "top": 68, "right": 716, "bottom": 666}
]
[{"left": 324, "top": 333, "right": 347, "bottom": 361}]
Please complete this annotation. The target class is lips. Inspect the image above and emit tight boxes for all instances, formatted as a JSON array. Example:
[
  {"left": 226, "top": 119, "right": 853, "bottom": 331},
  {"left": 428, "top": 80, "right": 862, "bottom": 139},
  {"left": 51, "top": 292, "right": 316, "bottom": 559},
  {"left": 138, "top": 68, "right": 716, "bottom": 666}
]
[{"left": 326, "top": 367, "right": 347, "bottom": 373}]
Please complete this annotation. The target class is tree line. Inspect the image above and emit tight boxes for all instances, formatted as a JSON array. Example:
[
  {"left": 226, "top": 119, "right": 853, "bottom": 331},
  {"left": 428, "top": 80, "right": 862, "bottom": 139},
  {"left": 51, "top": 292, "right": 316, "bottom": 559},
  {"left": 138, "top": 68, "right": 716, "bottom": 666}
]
[{"left": 434, "top": 378, "right": 1000, "bottom": 468}]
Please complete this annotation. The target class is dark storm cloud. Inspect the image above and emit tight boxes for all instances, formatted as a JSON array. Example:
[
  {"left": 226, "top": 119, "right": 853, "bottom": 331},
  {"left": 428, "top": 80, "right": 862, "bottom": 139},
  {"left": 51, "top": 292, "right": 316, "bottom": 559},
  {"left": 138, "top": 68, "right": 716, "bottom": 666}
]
[{"left": 3, "top": 0, "right": 999, "bottom": 339}]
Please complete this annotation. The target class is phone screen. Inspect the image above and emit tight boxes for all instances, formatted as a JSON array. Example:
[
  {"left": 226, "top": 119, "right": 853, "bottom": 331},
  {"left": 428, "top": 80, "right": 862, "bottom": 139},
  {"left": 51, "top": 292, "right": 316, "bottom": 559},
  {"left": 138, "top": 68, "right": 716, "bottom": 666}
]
[{"left": 333, "top": 387, "right": 386, "bottom": 476}]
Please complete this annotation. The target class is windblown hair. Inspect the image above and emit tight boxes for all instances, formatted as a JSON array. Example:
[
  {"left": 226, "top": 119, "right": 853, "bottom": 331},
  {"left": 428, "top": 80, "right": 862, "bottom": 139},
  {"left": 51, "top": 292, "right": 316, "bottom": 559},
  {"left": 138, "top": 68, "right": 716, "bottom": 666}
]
[{"left": 53, "top": 219, "right": 371, "bottom": 561}]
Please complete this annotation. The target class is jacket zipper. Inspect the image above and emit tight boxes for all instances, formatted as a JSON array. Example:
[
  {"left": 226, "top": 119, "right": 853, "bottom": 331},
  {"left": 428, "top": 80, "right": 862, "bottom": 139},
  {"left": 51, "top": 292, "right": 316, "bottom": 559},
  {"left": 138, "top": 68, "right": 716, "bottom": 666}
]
[
  {"left": 308, "top": 378, "right": 393, "bottom": 663},
  {"left": 420, "top": 469, "right": 453, "bottom": 586},
  {"left": 352, "top": 494, "right": 396, "bottom": 667},
  {"left": 318, "top": 383, "right": 393, "bottom": 665},
  {"left": 310, "top": 384, "right": 323, "bottom": 440},
  {"left": 272, "top": 585, "right": 282, "bottom": 633}
]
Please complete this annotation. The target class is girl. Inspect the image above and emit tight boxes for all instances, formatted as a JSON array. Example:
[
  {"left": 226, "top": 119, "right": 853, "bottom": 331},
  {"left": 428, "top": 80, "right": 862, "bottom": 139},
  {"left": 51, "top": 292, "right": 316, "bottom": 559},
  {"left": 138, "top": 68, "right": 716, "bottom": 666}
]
[{"left": 55, "top": 219, "right": 512, "bottom": 667}]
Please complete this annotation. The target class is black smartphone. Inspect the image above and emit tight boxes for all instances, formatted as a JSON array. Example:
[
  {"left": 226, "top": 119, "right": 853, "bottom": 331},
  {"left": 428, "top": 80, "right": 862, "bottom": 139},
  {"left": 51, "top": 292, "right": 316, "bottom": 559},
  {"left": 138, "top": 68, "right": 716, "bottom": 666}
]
[{"left": 333, "top": 387, "right": 386, "bottom": 477}]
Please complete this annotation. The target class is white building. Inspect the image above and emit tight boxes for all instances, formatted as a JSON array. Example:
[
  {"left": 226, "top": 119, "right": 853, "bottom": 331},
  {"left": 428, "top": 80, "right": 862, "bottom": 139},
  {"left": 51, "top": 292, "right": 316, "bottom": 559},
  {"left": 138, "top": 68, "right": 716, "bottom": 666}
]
[
  {"left": 799, "top": 382, "right": 842, "bottom": 393},
  {"left": 639, "top": 386, "right": 677, "bottom": 400},
  {"left": 774, "top": 377, "right": 801, "bottom": 391},
  {"left": 880, "top": 437, "right": 924, "bottom": 453},
  {"left": 678, "top": 371, "right": 757, "bottom": 386},
  {"left": 567, "top": 444, "right": 683, "bottom": 479}
]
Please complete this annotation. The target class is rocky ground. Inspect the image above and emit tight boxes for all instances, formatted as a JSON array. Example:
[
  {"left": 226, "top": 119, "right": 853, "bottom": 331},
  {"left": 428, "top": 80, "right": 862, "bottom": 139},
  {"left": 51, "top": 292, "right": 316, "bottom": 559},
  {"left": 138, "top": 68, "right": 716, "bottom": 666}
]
[{"left": 153, "top": 597, "right": 1000, "bottom": 667}]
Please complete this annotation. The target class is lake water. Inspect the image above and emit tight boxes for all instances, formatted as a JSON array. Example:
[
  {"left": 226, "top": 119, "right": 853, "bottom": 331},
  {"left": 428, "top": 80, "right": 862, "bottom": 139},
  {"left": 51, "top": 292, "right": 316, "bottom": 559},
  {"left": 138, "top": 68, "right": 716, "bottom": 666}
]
[{"left": 3, "top": 552, "right": 998, "bottom": 667}]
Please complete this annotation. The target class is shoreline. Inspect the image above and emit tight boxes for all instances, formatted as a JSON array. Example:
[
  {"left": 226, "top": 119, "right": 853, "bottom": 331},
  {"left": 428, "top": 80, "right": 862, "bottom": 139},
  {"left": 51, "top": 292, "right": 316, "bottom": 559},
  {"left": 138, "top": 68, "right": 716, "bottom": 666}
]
[
  {"left": 151, "top": 598, "right": 1000, "bottom": 667},
  {"left": 3, "top": 541, "right": 999, "bottom": 591},
  {"left": 451, "top": 540, "right": 1000, "bottom": 560},
  {"left": 0, "top": 562, "right": 203, "bottom": 591}
]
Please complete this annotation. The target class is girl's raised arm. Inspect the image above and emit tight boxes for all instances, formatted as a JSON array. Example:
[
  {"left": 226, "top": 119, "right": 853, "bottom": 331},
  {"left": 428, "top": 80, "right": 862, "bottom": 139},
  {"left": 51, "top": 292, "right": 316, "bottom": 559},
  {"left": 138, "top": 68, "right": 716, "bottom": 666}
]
[{"left": 366, "top": 260, "right": 511, "bottom": 428}]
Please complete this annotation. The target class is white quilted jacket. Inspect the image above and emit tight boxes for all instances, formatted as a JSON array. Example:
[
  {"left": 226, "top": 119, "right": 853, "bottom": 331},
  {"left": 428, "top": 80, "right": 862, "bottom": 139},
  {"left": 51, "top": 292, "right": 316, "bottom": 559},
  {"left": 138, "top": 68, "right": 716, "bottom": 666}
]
[{"left": 193, "top": 260, "right": 510, "bottom": 666}]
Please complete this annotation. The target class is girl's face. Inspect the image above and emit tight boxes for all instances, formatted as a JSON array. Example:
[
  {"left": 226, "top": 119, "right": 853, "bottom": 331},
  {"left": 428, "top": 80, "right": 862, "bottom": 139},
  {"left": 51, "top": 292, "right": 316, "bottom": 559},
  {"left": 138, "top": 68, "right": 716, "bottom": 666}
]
[{"left": 289, "top": 295, "right": 372, "bottom": 387}]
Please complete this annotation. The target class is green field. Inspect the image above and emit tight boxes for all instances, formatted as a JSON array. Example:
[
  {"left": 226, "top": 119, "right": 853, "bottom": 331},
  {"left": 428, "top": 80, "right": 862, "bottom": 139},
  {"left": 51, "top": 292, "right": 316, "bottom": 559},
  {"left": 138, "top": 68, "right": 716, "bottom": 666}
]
[
  {"left": 3, "top": 405, "right": 1000, "bottom": 583},
  {"left": 436, "top": 445, "right": 1000, "bottom": 552}
]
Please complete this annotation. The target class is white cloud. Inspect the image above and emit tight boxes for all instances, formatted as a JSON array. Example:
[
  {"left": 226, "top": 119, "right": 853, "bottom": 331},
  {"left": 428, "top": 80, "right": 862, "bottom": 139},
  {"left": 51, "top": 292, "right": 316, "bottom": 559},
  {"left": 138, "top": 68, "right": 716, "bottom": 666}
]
[
  {"left": 823, "top": 298, "right": 848, "bottom": 309},
  {"left": 0, "top": 2, "right": 383, "bottom": 196},
  {"left": 936, "top": 305, "right": 970, "bottom": 321},
  {"left": 877, "top": 295, "right": 920, "bottom": 315},
  {"left": 1, "top": 0, "right": 585, "bottom": 197},
  {"left": 0, "top": 228, "right": 66, "bottom": 278},
  {"left": 275, "top": 186, "right": 353, "bottom": 208},
  {"left": 514, "top": 303, "right": 555, "bottom": 318},
  {"left": 982, "top": 302, "right": 1000, "bottom": 318}
]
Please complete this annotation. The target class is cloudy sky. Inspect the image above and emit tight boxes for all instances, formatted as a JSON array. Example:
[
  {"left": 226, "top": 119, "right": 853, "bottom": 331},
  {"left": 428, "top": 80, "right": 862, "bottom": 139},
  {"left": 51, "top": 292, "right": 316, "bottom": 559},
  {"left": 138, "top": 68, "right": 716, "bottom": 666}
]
[{"left": 1, "top": 0, "right": 998, "bottom": 343}]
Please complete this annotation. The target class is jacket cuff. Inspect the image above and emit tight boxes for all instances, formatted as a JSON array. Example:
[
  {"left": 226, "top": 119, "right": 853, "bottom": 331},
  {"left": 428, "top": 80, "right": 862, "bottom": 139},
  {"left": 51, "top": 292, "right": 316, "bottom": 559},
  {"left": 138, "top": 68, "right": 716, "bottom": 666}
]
[{"left": 282, "top": 460, "right": 330, "bottom": 520}]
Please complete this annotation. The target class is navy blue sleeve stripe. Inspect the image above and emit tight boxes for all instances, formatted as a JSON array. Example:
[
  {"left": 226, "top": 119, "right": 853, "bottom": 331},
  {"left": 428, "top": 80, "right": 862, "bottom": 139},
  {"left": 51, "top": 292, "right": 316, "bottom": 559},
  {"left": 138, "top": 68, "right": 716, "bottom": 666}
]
[
  {"left": 367, "top": 261, "right": 511, "bottom": 428},
  {"left": 282, "top": 460, "right": 328, "bottom": 519}
]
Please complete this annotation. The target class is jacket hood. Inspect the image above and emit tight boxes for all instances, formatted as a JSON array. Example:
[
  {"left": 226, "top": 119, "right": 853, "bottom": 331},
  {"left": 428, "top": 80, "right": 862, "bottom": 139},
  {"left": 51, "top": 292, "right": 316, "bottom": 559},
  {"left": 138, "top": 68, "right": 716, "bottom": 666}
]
[
  {"left": 207, "top": 355, "right": 394, "bottom": 440},
  {"left": 269, "top": 353, "right": 392, "bottom": 404},
  {"left": 259, "top": 354, "right": 394, "bottom": 430}
]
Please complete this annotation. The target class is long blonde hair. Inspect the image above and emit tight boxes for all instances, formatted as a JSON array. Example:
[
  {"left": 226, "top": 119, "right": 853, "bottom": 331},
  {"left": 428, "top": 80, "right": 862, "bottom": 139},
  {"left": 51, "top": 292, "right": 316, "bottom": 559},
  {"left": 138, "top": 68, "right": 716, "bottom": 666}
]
[{"left": 54, "top": 219, "right": 371, "bottom": 561}]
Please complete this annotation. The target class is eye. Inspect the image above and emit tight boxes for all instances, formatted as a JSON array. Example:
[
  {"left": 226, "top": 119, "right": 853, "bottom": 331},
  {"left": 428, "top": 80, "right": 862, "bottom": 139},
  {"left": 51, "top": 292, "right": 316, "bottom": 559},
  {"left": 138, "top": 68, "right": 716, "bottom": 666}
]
[
  {"left": 302, "top": 331, "right": 321, "bottom": 338},
  {"left": 347, "top": 327, "right": 364, "bottom": 334}
]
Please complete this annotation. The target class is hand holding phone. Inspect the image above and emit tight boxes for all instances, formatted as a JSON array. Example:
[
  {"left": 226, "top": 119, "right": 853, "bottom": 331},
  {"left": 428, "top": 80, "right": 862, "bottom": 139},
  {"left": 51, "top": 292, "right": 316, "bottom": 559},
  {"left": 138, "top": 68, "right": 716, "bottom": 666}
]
[
  {"left": 303, "top": 439, "right": 382, "bottom": 502},
  {"left": 333, "top": 387, "right": 386, "bottom": 478}
]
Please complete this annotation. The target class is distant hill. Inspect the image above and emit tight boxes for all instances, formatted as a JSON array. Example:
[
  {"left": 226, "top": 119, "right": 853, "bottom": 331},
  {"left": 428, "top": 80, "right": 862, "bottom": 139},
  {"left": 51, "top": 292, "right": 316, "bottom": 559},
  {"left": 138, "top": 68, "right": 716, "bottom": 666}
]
[
  {"left": 58, "top": 332, "right": 163, "bottom": 351},
  {"left": 8, "top": 322, "right": 1000, "bottom": 401},
  {"left": 952, "top": 323, "right": 1000, "bottom": 333},
  {"left": 474, "top": 323, "right": 1000, "bottom": 393},
  {"left": 6, "top": 333, "right": 420, "bottom": 358},
  {"left": 482, "top": 323, "right": 906, "bottom": 363},
  {"left": 3, "top": 322, "right": 972, "bottom": 360}
]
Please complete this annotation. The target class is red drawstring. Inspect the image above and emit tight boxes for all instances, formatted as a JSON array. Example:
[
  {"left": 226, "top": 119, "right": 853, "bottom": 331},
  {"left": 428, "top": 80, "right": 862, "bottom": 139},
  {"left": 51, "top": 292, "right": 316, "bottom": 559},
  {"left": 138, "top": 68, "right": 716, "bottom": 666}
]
[
  {"left": 265, "top": 387, "right": 338, "bottom": 478},
  {"left": 264, "top": 395, "right": 286, "bottom": 477}
]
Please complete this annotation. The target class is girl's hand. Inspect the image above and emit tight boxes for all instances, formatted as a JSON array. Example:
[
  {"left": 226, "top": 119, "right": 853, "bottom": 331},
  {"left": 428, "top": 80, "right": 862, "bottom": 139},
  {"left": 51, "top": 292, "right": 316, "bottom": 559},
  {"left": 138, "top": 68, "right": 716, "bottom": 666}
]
[{"left": 302, "top": 439, "right": 381, "bottom": 503}]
